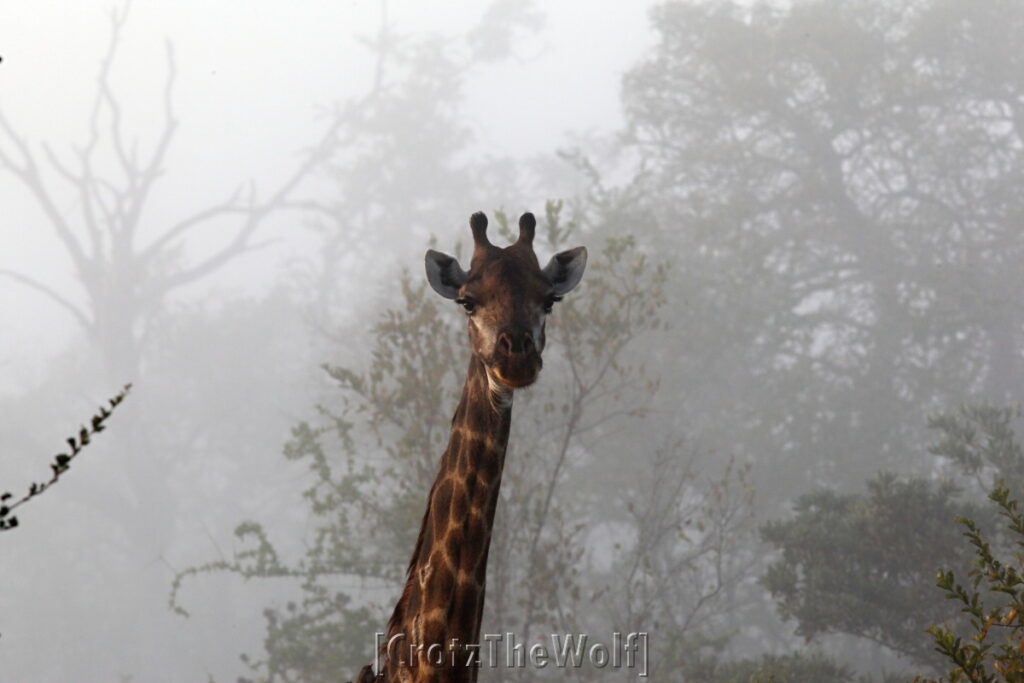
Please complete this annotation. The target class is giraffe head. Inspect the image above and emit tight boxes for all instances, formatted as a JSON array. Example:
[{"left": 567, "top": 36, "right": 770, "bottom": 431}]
[{"left": 425, "top": 211, "right": 587, "bottom": 389}]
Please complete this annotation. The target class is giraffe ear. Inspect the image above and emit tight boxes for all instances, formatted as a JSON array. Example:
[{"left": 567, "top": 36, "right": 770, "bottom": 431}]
[
  {"left": 542, "top": 246, "right": 587, "bottom": 296},
  {"left": 425, "top": 249, "right": 468, "bottom": 299}
]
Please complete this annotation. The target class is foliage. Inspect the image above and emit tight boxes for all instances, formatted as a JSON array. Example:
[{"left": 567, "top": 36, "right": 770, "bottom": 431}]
[
  {"left": 761, "top": 472, "right": 985, "bottom": 666},
  {"left": 759, "top": 404, "right": 1024, "bottom": 672},
  {"left": 918, "top": 483, "right": 1024, "bottom": 683},
  {"left": 617, "top": 2, "right": 1024, "bottom": 669},
  {"left": 618, "top": 0, "right": 1024, "bottom": 505},
  {"left": 928, "top": 405, "right": 1024, "bottom": 494},
  {"left": 1, "top": 383, "right": 131, "bottom": 532},
  {"left": 169, "top": 269, "right": 457, "bottom": 681}
]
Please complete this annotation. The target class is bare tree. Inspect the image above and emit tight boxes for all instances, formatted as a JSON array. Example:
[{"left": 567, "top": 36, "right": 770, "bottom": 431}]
[
  {"left": 0, "top": 4, "right": 350, "bottom": 594},
  {"left": 0, "top": 4, "right": 339, "bottom": 382}
]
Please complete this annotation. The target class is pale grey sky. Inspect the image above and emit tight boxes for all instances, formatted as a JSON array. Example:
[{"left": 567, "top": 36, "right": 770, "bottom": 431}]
[{"left": 0, "top": 0, "right": 657, "bottom": 395}]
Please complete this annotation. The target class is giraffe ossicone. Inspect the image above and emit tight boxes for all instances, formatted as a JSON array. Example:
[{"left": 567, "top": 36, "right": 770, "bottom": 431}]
[{"left": 354, "top": 211, "right": 586, "bottom": 682}]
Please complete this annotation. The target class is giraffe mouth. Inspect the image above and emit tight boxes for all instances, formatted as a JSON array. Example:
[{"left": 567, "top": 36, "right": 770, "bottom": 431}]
[{"left": 490, "top": 351, "right": 542, "bottom": 388}]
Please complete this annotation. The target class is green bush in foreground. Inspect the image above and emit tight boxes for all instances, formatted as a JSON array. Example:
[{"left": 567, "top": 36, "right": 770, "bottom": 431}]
[{"left": 919, "top": 483, "right": 1024, "bottom": 682}]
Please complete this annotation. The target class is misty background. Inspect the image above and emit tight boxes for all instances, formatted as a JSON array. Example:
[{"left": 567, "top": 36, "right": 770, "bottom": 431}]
[{"left": 3, "top": 1, "right": 1024, "bottom": 681}]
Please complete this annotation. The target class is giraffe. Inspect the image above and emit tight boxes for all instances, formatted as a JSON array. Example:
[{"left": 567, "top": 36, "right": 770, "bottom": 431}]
[{"left": 354, "top": 211, "right": 587, "bottom": 683}]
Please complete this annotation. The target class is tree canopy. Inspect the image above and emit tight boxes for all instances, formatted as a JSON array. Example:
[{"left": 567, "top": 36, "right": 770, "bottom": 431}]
[{"left": 619, "top": 0, "right": 1024, "bottom": 499}]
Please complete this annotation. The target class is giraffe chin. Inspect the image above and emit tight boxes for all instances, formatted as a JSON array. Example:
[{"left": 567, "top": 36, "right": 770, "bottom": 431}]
[{"left": 489, "top": 355, "right": 542, "bottom": 388}]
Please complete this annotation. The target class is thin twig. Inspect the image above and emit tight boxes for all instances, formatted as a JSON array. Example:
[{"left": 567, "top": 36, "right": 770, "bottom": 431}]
[{"left": 0, "top": 383, "right": 132, "bottom": 531}]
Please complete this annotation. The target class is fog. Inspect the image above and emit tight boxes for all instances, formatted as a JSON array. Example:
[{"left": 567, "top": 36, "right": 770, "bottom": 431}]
[{"left": 3, "top": 1, "right": 1024, "bottom": 681}]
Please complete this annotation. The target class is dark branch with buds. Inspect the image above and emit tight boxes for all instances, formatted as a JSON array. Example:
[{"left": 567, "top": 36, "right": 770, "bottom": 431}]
[{"left": 0, "top": 383, "right": 132, "bottom": 532}]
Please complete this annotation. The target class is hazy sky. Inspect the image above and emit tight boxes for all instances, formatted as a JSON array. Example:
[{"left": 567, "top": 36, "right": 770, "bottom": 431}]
[{"left": 0, "top": 0, "right": 657, "bottom": 394}]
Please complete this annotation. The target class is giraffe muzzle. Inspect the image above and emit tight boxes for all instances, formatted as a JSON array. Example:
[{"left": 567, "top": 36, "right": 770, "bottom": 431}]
[{"left": 490, "top": 331, "right": 543, "bottom": 388}]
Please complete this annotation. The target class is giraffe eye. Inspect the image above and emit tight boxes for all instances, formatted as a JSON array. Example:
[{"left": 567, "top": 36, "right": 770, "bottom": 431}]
[
  {"left": 543, "top": 294, "right": 562, "bottom": 314},
  {"left": 455, "top": 297, "right": 476, "bottom": 314}
]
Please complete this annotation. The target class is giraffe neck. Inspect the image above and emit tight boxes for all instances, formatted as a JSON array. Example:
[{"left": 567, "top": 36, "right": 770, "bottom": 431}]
[{"left": 383, "top": 355, "right": 512, "bottom": 680}]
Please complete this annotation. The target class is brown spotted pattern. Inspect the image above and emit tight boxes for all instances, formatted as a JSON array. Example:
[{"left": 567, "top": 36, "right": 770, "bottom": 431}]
[{"left": 378, "top": 355, "right": 510, "bottom": 683}]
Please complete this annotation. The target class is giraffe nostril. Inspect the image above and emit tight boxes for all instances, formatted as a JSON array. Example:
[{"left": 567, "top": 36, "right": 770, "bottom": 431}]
[
  {"left": 497, "top": 333, "right": 513, "bottom": 355},
  {"left": 497, "top": 331, "right": 536, "bottom": 355}
]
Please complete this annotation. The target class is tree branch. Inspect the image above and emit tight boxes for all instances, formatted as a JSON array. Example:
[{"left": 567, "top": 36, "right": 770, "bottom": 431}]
[
  {"left": 0, "top": 384, "right": 132, "bottom": 532},
  {"left": 0, "top": 111, "right": 91, "bottom": 273},
  {"left": 0, "top": 269, "right": 91, "bottom": 329}
]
